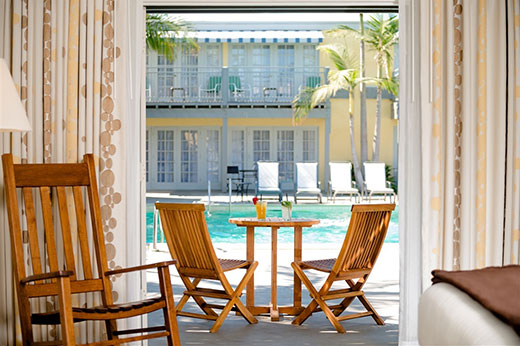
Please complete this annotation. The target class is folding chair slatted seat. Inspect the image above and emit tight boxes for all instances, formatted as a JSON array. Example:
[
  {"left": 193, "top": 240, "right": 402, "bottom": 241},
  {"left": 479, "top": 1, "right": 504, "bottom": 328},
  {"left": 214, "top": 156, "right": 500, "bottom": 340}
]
[
  {"left": 2, "top": 153, "right": 180, "bottom": 345},
  {"left": 292, "top": 204, "right": 395, "bottom": 333},
  {"left": 156, "top": 203, "right": 258, "bottom": 333}
]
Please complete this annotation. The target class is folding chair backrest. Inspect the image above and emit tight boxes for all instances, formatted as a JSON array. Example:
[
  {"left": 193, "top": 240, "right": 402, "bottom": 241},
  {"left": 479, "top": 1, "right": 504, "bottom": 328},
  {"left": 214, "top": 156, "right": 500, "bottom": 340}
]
[
  {"left": 156, "top": 203, "right": 219, "bottom": 274},
  {"left": 257, "top": 161, "right": 279, "bottom": 189},
  {"left": 296, "top": 162, "right": 318, "bottom": 189},
  {"left": 329, "top": 162, "right": 352, "bottom": 190},
  {"left": 2, "top": 153, "right": 113, "bottom": 302},
  {"left": 364, "top": 162, "right": 387, "bottom": 190},
  {"left": 334, "top": 204, "right": 395, "bottom": 273}
]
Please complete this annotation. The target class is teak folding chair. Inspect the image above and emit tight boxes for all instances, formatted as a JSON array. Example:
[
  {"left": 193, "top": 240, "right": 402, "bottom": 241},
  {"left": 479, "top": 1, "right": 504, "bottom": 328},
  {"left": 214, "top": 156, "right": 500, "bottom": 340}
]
[
  {"left": 155, "top": 203, "right": 258, "bottom": 333},
  {"left": 292, "top": 204, "right": 395, "bottom": 333},
  {"left": 2, "top": 153, "right": 180, "bottom": 345}
]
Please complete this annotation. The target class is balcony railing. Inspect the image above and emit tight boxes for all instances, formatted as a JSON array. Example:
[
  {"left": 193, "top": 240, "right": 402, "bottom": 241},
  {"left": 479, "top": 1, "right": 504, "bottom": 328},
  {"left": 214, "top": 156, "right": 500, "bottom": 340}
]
[{"left": 146, "top": 66, "right": 328, "bottom": 106}]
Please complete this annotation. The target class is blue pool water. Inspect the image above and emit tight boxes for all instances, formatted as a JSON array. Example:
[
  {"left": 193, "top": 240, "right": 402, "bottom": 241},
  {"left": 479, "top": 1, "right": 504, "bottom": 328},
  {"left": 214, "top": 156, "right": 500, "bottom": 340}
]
[{"left": 146, "top": 204, "right": 398, "bottom": 244}]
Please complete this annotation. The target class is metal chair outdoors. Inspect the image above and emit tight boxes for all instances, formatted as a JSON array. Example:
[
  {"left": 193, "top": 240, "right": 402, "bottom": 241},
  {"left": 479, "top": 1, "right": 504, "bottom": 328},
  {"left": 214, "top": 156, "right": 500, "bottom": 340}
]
[
  {"left": 227, "top": 165, "right": 250, "bottom": 199},
  {"left": 292, "top": 204, "right": 395, "bottom": 333},
  {"left": 363, "top": 162, "right": 396, "bottom": 202},
  {"left": 229, "top": 75, "right": 252, "bottom": 101},
  {"left": 329, "top": 162, "right": 361, "bottom": 203},
  {"left": 2, "top": 153, "right": 180, "bottom": 345},
  {"left": 256, "top": 161, "right": 283, "bottom": 201},
  {"left": 294, "top": 162, "right": 322, "bottom": 204},
  {"left": 199, "top": 75, "right": 222, "bottom": 101},
  {"left": 156, "top": 203, "right": 258, "bottom": 333}
]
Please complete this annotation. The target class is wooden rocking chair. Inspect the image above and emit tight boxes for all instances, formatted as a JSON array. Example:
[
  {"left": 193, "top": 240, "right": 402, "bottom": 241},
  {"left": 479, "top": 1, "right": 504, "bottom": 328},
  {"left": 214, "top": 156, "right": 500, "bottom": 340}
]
[
  {"left": 155, "top": 203, "right": 258, "bottom": 333},
  {"left": 2, "top": 153, "right": 180, "bottom": 345},
  {"left": 292, "top": 204, "right": 395, "bottom": 333}
]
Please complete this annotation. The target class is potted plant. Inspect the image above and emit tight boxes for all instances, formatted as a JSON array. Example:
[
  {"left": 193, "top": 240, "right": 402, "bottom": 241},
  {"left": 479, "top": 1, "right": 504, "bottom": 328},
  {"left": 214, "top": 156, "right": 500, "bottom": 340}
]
[{"left": 281, "top": 201, "right": 293, "bottom": 220}]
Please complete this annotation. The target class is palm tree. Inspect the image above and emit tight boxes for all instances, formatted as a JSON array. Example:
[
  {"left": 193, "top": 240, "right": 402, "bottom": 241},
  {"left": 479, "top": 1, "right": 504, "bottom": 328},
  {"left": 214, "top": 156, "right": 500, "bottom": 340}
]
[
  {"left": 328, "top": 15, "right": 369, "bottom": 167},
  {"left": 146, "top": 14, "right": 199, "bottom": 62},
  {"left": 293, "top": 44, "right": 364, "bottom": 188},
  {"left": 359, "top": 14, "right": 398, "bottom": 162},
  {"left": 358, "top": 14, "right": 368, "bottom": 167},
  {"left": 338, "top": 15, "right": 398, "bottom": 162}
]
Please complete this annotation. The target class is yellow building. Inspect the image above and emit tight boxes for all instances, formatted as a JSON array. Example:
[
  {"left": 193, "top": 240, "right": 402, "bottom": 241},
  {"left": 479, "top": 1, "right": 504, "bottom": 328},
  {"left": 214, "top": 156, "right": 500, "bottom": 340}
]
[{"left": 146, "top": 21, "right": 398, "bottom": 193}]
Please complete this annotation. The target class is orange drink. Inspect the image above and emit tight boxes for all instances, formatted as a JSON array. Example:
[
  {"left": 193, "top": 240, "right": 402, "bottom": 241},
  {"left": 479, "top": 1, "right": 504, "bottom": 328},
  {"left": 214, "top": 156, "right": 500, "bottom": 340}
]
[{"left": 255, "top": 201, "right": 267, "bottom": 219}]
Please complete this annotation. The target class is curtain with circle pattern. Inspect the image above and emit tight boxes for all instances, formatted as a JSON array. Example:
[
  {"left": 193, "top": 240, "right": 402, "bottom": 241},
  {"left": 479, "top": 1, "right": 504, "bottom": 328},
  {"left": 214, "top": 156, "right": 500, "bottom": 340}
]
[{"left": 0, "top": 0, "right": 134, "bottom": 343}]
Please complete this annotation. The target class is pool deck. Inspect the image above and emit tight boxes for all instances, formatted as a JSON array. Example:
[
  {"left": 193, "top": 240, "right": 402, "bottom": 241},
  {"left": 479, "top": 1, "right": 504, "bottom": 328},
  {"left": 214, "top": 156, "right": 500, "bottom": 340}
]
[
  {"left": 147, "top": 190, "right": 397, "bottom": 206},
  {"left": 146, "top": 241, "right": 399, "bottom": 345}
]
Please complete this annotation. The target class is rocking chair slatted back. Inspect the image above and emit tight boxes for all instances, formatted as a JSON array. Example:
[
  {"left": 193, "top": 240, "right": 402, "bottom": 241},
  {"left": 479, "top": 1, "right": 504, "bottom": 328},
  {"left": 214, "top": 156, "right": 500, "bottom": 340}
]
[
  {"left": 3, "top": 153, "right": 112, "bottom": 300},
  {"left": 4, "top": 154, "right": 181, "bottom": 345},
  {"left": 156, "top": 203, "right": 219, "bottom": 273},
  {"left": 334, "top": 204, "right": 395, "bottom": 274}
]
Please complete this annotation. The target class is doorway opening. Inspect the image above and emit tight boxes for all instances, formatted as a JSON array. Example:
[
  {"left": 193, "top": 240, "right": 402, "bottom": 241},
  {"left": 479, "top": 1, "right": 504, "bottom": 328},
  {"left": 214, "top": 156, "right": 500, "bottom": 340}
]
[{"left": 143, "top": 7, "right": 400, "bottom": 344}]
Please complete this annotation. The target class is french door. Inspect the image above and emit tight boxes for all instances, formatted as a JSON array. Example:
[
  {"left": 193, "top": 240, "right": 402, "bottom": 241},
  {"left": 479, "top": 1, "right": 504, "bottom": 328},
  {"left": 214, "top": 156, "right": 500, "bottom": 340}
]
[{"left": 147, "top": 127, "right": 221, "bottom": 190}]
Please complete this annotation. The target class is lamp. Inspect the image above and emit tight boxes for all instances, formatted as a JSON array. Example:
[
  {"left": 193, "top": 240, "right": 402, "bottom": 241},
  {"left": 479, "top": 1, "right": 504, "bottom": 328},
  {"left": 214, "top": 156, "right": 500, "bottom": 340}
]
[{"left": 0, "top": 58, "right": 31, "bottom": 132}]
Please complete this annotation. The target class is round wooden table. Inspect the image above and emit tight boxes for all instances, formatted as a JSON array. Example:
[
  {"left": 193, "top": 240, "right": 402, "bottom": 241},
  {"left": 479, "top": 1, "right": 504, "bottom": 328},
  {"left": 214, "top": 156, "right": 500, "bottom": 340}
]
[{"left": 228, "top": 217, "right": 320, "bottom": 321}]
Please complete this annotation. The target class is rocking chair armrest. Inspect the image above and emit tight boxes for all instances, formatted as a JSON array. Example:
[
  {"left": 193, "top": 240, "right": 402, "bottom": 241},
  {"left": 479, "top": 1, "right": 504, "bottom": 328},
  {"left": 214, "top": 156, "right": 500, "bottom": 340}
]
[
  {"left": 20, "top": 270, "right": 74, "bottom": 284},
  {"left": 105, "top": 260, "right": 177, "bottom": 276}
]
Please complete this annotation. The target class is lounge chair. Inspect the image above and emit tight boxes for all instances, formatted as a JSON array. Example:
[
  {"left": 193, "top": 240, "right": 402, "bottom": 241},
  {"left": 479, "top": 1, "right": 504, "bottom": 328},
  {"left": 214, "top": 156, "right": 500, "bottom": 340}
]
[
  {"left": 329, "top": 162, "right": 361, "bottom": 203},
  {"left": 294, "top": 162, "right": 322, "bottom": 204},
  {"left": 292, "top": 203, "right": 395, "bottom": 333},
  {"left": 256, "top": 161, "right": 283, "bottom": 201},
  {"left": 363, "top": 162, "right": 396, "bottom": 202},
  {"left": 156, "top": 203, "right": 258, "bottom": 333}
]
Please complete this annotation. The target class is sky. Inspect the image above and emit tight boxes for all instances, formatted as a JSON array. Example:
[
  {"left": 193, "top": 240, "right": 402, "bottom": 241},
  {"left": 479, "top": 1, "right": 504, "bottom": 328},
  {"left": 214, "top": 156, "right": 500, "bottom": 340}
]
[{"left": 176, "top": 13, "right": 363, "bottom": 22}]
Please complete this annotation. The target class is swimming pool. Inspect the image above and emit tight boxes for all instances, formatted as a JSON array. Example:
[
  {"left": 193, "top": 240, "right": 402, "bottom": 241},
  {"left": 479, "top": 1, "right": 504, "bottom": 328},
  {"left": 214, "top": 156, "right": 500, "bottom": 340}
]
[{"left": 146, "top": 204, "right": 398, "bottom": 244}]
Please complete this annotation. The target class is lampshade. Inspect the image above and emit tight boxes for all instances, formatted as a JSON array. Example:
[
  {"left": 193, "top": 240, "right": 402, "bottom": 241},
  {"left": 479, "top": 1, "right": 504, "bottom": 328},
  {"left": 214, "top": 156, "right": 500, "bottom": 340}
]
[{"left": 0, "top": 58, "right": 31, "bottom": 132}]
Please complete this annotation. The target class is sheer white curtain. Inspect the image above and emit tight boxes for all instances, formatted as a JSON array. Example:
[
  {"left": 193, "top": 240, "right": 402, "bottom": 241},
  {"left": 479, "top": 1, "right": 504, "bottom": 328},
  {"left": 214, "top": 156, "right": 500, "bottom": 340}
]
[
  {"left": 399, "top": 0, "right": 520, "bottom": 344},
  {"left": 420, "top": 0, "right": 519, "bottom": 282},
  {"left": 0, "top": 0, "right": 143, "bottom": 343}
]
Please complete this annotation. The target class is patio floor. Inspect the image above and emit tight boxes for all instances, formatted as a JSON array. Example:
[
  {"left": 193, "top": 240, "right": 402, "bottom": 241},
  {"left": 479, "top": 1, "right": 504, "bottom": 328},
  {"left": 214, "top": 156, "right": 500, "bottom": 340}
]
[{"left": 145, "top": 242, "right": 399, "bottom": 345}]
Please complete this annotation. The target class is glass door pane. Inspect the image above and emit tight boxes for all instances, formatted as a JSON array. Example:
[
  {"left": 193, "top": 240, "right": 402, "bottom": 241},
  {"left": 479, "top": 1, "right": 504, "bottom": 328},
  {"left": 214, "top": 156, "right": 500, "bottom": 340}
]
[
  {"left": 277, "top": 130, "right": 295, "bottom": 181},
  {"left": 207, "top": 130, "right": 220, "bottom": 184},
  {"left": 251, "top": 45, "right": 271, "bottom": 97},
  {"left": 231, "top": 130, "right": 245, "bottom": 169},
  {"left": 180, "top": 46, "right": 199, "bottom": 99},
  {"left": 303, "top": 45, "right": 320, "bottom": 89},
  {"left": 181, "top": 130, "right": 198, "bottom": 183},
  {"left": 277, "top": 45, "right": 295, "bottom": 99},
  {"left": 303, "top": 130, "right": 317, "bottom": 161},
  {"left": 156, "top": 130, "right": 174, "bottom": 183},
  {"left": 253, "top": 130, "right": 270, "bottom": 162}
]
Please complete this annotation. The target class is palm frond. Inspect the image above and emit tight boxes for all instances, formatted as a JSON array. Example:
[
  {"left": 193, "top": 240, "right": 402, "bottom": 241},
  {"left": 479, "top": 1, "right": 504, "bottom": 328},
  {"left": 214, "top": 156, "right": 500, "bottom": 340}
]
[
  {"left": 317, "top": 44, "right": 358, "bottom": 72},
  {"left": 146, "top": 14, "right": 199, "bottom": 62}
]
